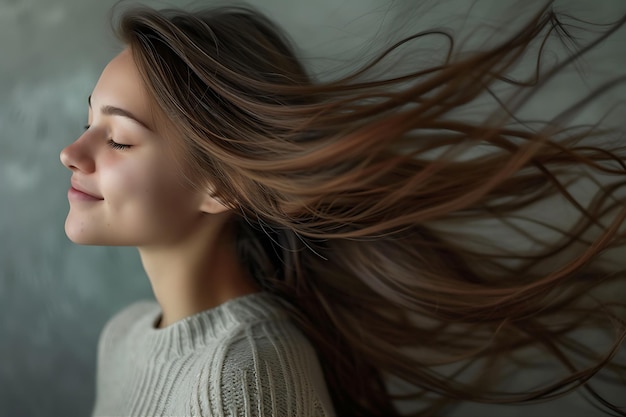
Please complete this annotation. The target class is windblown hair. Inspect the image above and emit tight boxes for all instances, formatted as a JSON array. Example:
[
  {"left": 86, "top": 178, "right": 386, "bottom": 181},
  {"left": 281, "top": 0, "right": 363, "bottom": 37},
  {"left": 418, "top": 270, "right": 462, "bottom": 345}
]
[{"left": 113, "top": 2, "right": 626, "bottom": 415}]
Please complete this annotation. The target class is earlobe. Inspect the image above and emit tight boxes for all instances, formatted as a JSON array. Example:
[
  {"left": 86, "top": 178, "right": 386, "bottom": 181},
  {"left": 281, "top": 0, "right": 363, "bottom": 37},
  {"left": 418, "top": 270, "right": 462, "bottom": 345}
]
[{"left": 199, "top": 192, "right": 230, "bottom": 214}]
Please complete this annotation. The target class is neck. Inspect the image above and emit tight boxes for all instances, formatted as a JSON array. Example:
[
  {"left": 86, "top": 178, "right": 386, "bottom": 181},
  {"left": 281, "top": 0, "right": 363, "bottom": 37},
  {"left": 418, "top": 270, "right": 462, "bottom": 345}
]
[{"left": 138, "top": 213, "right": 259, "bottom": 328}]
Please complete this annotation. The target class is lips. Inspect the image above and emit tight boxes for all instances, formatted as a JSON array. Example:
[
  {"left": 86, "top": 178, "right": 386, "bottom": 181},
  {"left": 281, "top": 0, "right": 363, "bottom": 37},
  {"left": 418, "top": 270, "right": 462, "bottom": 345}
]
[{"left": 70, "top": 178, "right": 104, "bottom": 200}]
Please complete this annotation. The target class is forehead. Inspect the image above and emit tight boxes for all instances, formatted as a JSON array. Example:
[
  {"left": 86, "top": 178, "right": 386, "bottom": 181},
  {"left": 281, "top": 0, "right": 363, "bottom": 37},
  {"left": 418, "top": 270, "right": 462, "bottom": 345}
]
[{"left": 90, "top": 48, "right": 155, "bottom": 127}]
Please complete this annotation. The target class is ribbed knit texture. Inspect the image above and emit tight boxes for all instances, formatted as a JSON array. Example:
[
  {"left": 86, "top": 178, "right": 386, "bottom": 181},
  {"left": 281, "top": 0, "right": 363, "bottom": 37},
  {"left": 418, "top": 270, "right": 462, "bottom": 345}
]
[{"left": 91, "top": 292, "right": 335, "bottom": 417}]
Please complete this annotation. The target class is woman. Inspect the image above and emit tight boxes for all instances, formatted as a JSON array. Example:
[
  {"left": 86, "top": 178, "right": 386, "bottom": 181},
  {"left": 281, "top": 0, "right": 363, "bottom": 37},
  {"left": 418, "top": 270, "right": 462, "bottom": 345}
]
[{"left": 60, "top": 2, "right": 626, "bottom": 416}]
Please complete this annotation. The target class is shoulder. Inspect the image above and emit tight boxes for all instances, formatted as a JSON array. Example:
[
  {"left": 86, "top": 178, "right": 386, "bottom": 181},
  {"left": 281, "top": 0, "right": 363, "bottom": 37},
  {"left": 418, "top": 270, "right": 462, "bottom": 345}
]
[{"left": 192, "top": 295, "right": 335, "bottom": 417}]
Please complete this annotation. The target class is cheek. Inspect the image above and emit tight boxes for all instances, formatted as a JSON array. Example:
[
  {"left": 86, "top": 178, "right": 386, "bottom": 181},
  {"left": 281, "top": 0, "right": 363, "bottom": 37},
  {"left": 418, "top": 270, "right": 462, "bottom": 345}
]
[
  {"left": 100, "top": 157, "right": 149, "bottom": 205},
  {"left": 101, "top": 155, "right": 198, "bottom": 221}
]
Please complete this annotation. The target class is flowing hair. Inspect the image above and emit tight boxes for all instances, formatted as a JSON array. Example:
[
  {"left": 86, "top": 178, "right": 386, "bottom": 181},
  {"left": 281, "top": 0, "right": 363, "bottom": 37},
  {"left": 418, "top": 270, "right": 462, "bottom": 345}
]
[{"left": 112, "top": 1, "right": 626, "bottom": 415}]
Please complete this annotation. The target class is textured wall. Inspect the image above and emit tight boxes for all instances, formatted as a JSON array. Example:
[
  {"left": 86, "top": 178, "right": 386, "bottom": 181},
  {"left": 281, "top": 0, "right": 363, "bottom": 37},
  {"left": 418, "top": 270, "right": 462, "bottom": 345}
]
[{"left": 1, "top": 1, "right": 624, "bottom": 416}]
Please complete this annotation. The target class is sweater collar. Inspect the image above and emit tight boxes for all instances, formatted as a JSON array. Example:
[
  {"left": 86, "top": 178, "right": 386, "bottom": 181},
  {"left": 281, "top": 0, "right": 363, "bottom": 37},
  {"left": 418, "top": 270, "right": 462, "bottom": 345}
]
[{"left": 140, "top": 292, "right": 287, "bottom": 359}]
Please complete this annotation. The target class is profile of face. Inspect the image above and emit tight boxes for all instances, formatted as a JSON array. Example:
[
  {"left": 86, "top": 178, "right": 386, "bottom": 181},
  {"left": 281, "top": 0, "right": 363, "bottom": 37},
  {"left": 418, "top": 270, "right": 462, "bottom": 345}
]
[{"left": 60, "top": 48, "right": 226, "bottom": 247}]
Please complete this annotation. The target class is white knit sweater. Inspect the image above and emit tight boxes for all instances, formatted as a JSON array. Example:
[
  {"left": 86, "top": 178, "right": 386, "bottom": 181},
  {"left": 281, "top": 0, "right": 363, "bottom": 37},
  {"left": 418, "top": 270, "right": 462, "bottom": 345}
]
[{"left": 91, "top": 292, "right": 335, "bottom": 417}]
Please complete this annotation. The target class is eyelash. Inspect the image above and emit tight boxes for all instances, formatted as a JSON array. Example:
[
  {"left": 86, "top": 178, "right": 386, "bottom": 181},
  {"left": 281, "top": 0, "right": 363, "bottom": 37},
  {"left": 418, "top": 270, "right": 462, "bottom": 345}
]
[{"left": 83, "top": 124, "right": 132, "bottom": 150}]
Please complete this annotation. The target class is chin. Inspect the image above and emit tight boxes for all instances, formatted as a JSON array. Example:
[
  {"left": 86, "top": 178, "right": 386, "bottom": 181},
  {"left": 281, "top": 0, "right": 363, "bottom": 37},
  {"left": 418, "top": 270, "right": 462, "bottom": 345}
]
[
  {"left": 65, "top": 226, "right": 97, "bottom": 245},
  {"left": 64, "top": 218, "right": 107, "bottom": 246},
  {"left": 64, "top": 218, "right": 149, "bottom": 246}
]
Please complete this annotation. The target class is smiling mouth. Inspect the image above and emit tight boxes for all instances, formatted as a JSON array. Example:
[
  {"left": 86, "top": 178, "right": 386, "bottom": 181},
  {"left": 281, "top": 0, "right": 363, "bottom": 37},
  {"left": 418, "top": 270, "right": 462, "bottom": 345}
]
[{"left": 68, "top": 187, "right": 104, "bottom": 201}]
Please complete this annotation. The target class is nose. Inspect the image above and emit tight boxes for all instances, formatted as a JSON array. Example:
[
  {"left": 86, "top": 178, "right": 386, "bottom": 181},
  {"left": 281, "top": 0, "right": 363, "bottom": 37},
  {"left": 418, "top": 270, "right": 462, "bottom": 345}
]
[{"left": 60, "top": 132, "right": 95, "bottom": 173}]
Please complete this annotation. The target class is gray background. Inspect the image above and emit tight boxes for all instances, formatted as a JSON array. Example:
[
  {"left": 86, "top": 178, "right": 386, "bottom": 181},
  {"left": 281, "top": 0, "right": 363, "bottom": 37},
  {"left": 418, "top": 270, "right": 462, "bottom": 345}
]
[{"left": 1, "top": 0, "right": 625, "bottom": 416}]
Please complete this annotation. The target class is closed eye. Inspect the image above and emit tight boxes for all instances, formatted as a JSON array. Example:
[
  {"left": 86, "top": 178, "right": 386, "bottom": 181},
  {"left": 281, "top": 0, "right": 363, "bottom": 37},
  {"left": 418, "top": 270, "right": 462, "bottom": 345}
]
[
  {"left": 107, "top": 139, "right": 132, "bottom": 150},
  {"left": 83, "top": 124, "right": 132, "bottom": 150}
]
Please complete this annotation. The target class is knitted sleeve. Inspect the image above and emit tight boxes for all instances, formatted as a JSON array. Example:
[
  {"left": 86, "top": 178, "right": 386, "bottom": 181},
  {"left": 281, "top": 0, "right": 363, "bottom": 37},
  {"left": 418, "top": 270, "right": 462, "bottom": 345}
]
[{"left": 194, "top": 319, "right": 335, "bottom": 417}]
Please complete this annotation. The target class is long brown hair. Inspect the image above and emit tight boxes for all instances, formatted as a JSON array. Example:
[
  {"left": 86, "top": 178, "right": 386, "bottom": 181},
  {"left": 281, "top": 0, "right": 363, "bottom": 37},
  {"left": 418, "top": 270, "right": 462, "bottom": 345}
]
[{"left": 112, "top": 2, "right": 626, "bottom": 415}]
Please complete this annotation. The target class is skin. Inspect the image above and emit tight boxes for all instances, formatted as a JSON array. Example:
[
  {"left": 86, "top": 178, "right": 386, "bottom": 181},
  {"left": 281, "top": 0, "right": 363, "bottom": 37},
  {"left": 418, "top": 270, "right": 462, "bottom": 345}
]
[{"left": 60, "top": 48, "right": 259, "bottom": 328}]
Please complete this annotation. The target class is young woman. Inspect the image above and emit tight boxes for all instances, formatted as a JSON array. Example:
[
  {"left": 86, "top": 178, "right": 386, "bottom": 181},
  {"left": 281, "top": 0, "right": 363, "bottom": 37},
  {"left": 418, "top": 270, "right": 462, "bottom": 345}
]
[{"left": 60, "top": 2, "right": 626, "bottom": 416}]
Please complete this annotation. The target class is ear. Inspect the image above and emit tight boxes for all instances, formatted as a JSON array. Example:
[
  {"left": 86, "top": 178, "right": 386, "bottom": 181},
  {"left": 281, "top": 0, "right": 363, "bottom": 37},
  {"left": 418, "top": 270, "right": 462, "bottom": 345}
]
[{"left": 198, "top": 190, "right": 231, "bottom": 214}]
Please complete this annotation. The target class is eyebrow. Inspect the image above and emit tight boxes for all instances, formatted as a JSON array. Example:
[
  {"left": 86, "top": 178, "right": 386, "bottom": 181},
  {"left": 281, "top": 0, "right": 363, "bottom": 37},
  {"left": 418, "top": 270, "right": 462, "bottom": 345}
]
[{"left": 88, "top": 95, "right": 151, "bottom": 130}]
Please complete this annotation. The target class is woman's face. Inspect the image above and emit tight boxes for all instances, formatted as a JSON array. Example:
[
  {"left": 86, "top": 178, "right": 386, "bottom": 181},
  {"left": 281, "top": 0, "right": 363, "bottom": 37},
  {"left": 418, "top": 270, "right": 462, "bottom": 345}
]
[{"left": 60, "top": 48, "right": 208, "bottom": 247}]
